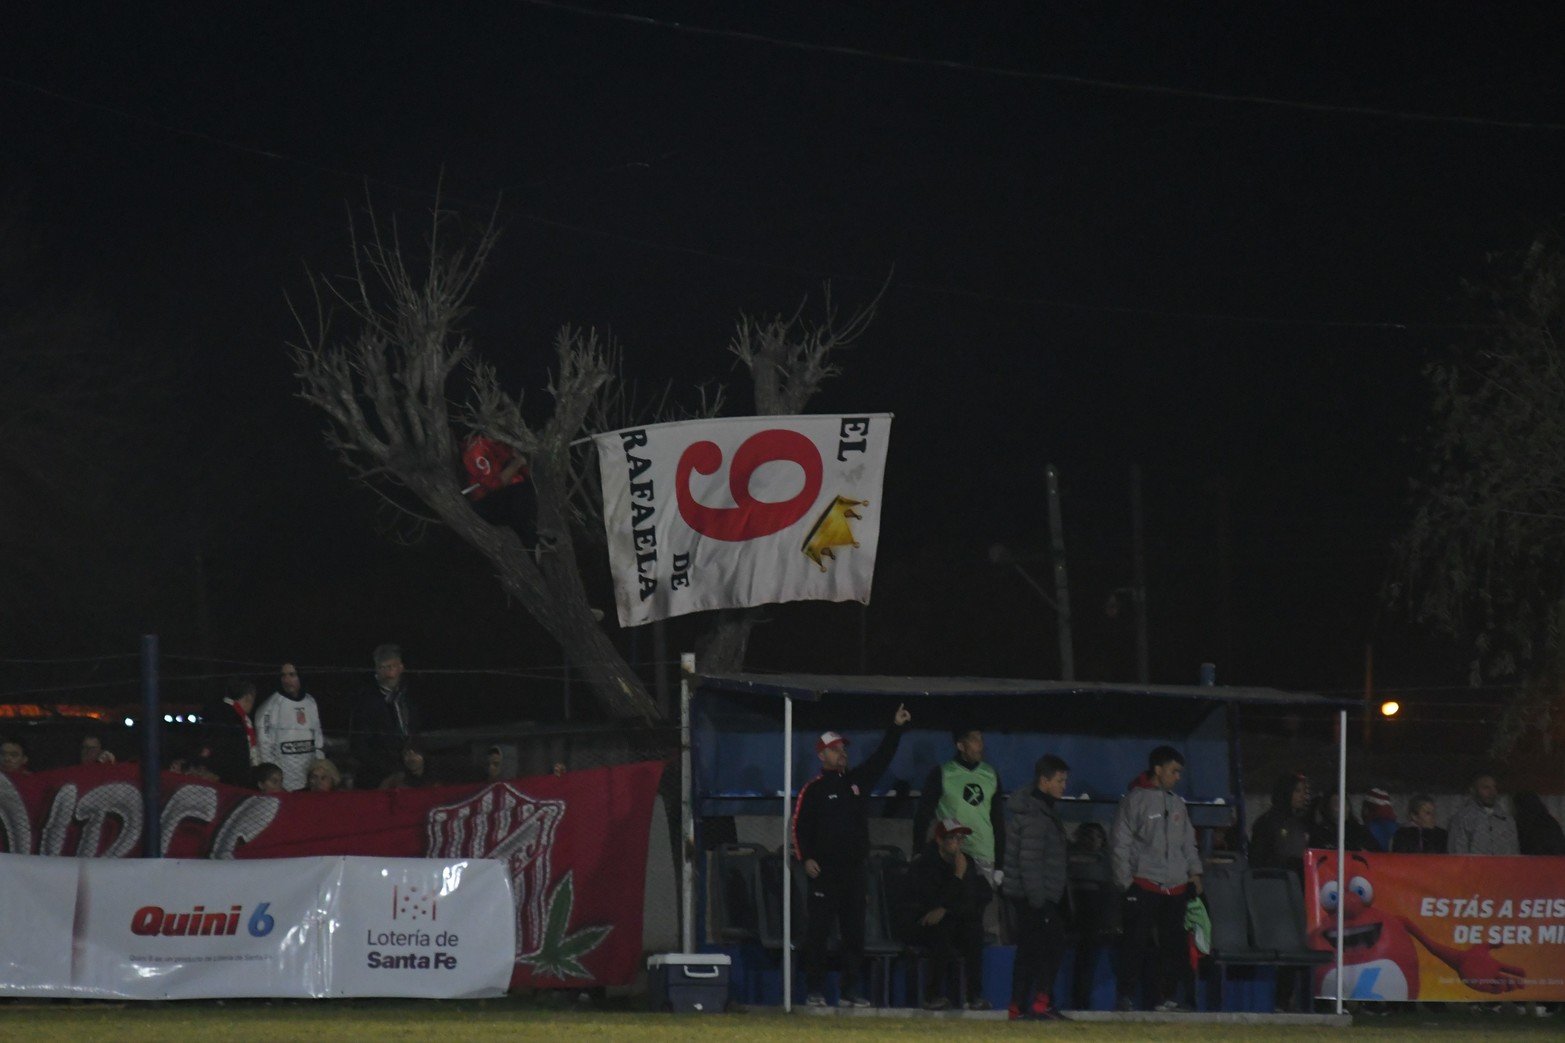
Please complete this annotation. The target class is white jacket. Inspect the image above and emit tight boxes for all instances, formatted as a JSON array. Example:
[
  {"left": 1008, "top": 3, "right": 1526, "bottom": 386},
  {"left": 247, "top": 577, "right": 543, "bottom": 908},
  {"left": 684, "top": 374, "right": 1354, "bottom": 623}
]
[{"left": 254, "top": 691, "right": 325, "bottom": 791}]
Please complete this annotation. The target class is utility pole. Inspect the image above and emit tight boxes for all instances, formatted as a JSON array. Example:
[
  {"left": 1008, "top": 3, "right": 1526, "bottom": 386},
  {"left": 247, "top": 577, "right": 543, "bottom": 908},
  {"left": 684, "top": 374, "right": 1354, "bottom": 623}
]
[
  {"left": 1130, "top": 464, "right": 1150, "bottom": 683},
  {"left": 1362, "top": 642, "right": 1374, "bottom": 747},
  {"left": 1046, "top": 464, "right": 1075, "bottom": 681}
]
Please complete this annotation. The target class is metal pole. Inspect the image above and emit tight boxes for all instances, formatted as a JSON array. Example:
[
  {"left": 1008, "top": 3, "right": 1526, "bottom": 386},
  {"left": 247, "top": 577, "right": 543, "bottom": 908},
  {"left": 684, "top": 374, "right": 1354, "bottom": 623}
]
[
  {"left": 140, "top": 634, "right": 161, "bottom": 858},
  {"left": 783, "top": 696, "right": 794, "bottom": 1012},
  {"left": 680, "top": 652, "right": 695, "bottom": 954},
  {"left": 1362, "top": 642, "right": 1374, "bottom": 747},
  {"left": 653, "top": 619, "right": 670, "bottom": 718},
  {"left": 562, "top": 658, "right": 572, "bottom": 722},
  {"left": 1130, "top": 463, "right": 1150, "bottom": 683},
  {"left": 1045, "top": 464, "right": 1074, "bottom": 681},
  {"left": 1335, "top": 708, "right": 1347, "bottom": 1014}
]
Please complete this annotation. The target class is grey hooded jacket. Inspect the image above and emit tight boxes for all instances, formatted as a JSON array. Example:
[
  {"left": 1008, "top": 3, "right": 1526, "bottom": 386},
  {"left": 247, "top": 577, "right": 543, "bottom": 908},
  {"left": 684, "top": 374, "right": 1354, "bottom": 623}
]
[{"left": 1110, "top": 777, "right": 1201, "bottom": 891}]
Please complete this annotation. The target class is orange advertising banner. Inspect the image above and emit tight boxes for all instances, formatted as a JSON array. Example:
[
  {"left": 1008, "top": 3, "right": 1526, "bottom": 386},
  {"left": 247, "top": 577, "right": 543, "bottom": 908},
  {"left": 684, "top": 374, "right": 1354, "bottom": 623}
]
[{"left": 1302, "top": 847, "right": 1565, "bottom": 1001}]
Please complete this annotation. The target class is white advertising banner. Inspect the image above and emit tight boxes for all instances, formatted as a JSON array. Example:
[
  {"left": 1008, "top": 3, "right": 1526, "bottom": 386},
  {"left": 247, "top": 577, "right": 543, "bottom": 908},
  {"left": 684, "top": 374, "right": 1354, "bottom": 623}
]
[
  {"left": 330, "top": 857, "right": 518, "bottom": 998},
  {"left": 0, "top": 855, "right": 79, "bottom": 995},
  {"left": 0, "top": 853, "right": 514, "bottom": 999},
  {"left": 594, "top": 413, "right": 892, "bottom": 626},
  {"left": 74, "top": 856, "right": 330, "bottom": 999}
]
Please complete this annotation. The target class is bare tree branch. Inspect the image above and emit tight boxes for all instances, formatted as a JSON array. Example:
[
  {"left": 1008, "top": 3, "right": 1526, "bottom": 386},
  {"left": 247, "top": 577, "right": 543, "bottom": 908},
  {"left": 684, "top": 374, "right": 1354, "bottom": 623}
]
[{"left": 291, "top": 196, "right": 658, "bottom": 722}]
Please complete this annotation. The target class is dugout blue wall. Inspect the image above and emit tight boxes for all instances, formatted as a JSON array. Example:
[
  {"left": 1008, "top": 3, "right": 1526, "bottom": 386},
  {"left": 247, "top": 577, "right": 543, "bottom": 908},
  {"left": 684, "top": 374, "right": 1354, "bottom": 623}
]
[{"left": 691, "top": 678, "right": 1240, "bottom": 823}]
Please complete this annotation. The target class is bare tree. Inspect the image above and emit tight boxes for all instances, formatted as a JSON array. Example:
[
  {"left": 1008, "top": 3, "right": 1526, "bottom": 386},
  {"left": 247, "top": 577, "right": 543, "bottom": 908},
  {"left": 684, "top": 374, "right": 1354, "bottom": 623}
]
[
  {"left": 291, "top": 199, "right": 881, "bottom": 715},
  {"left": 1392, "top": 225, "right": 1565, "bottom": 758},
  {"left": 291, "top": 202, "right": 660, "bottom": 720},
  {"left": 696, "top": 290, "right": 882, "bottom": 669}
]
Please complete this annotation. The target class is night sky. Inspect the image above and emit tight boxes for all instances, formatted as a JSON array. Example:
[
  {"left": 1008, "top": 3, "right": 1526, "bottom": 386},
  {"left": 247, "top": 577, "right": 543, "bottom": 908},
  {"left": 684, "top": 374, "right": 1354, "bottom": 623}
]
[{"left": 7, "top": 3, "right": 1565, "bottom": 728}]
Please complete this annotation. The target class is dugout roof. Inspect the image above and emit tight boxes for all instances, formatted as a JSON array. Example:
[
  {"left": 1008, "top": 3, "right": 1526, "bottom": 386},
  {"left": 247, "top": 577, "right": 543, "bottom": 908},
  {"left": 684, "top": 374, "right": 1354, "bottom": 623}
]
[{"left": 695, "top": 671, "right": 1354, "bottom": 707}]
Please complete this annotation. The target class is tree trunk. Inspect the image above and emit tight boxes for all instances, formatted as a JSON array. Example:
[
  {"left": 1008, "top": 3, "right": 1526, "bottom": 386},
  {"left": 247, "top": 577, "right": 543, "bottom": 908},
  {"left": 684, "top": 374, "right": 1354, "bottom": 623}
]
[
  {"left": 425, "top": 478, "right": 659, "bottom": 722},
  {"left": 694, "top": 608, "right": 758, "bottom": 673}
]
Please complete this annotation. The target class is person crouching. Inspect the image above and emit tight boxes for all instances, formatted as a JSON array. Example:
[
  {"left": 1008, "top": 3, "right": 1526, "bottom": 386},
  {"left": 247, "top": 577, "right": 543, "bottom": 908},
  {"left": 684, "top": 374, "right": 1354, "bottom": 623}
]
[{"left": 907, "top": 817, "right": 990, "bottom": 1010}]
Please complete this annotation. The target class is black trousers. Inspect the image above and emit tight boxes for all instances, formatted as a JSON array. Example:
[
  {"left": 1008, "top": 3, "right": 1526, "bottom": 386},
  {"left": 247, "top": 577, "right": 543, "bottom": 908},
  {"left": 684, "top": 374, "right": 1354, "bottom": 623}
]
[
  {"left": 910, "top": 908, "right": 984, "bottom": 1002},
  {"left": 802, "top": 863, "right": 866, "bottom": 995},
  {"left": 1009, "top": 898, "right": 1066, "bottom": 1007},
  {"left": 1070, "top": 888, "right": 1111, "bottom": 1009},
  {"left": 1117, "top": 886, "right": 1189, "bottom": 1008}
]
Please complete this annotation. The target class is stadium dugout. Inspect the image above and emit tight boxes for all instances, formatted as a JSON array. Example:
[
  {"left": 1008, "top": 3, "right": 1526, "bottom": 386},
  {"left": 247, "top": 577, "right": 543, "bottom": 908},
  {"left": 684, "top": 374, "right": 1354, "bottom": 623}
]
[{"left": 679, "top": 668, "right": 1358, "bottom": 1015}]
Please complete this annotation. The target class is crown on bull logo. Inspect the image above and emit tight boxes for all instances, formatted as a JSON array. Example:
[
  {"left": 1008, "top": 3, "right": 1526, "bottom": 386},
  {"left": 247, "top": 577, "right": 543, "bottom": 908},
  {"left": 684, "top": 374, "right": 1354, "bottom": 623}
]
[{"left": 802, "top": 495, "right": 868, "bottom": 572}]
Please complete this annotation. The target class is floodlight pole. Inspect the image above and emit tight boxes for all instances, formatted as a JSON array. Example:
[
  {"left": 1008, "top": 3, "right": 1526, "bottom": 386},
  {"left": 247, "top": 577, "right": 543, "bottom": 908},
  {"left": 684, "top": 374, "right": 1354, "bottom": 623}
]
[
  {"left": 680, "top": 652, "right": 695, "bottom": 955},
  {"left": 1046, "top": 465, "right": 1075, "bottom": 681},
  {"left": 783, "top": 696, "right": 794, "bottom": 1012},
  {"left": 1335, "top": 708, "right": 1347, "bottom": 1015},
  {"left": 140, "top": 634, "right": 161, "bottom": 858},
  {"left": 1129, "top": 463, "right": 1149, "bottom": 683}
]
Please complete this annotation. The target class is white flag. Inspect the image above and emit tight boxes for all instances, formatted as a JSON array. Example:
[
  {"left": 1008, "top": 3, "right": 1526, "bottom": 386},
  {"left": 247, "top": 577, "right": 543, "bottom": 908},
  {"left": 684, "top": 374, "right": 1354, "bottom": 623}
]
[{"left": 593, "top": 414, "right": 892, "bottom": 626}]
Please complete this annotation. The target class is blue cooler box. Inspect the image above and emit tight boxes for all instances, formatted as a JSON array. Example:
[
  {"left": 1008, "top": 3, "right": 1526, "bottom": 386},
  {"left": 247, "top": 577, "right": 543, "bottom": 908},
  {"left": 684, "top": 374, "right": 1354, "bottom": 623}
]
[{"left": 647, "top": 953, "right": 731, "bottom": 1013}]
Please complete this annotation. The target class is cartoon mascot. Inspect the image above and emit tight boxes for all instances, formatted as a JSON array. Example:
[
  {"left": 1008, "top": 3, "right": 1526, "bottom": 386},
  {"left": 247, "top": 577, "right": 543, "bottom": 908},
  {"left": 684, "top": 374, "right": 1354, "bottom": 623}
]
[{"left": 1310, "top": 852, "right": 1526, "bottom": 1001}]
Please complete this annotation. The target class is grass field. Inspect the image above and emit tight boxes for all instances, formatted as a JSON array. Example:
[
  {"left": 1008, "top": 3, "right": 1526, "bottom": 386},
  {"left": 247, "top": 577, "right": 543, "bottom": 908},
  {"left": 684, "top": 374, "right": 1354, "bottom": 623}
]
[{"left": 2, "top": 998, "right": 1560, "bottom": 1042}]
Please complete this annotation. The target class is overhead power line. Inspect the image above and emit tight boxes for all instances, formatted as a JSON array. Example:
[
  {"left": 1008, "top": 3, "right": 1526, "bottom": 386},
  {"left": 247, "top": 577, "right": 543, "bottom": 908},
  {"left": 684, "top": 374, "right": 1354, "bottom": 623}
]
[
  {"left": 518, "top": 0, "right": 1565, "bottom": 133},
  {"left": 0, "top": 75, "right": 1502, "bottom": 333}
]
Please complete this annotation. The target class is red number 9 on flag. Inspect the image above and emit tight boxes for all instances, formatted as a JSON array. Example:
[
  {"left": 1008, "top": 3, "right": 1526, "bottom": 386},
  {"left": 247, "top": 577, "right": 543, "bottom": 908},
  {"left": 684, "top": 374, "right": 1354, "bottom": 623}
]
[{"left": 675, "top": 430, "right": 823, "bottom": 541}]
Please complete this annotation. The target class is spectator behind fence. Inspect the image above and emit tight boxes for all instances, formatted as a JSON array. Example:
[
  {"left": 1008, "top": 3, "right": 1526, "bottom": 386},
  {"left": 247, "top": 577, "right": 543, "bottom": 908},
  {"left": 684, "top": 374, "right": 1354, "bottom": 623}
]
[
  {"left": 198, "top": 678, "right": 260, "bottom": 787},
  {"left": 350, "top": 643, "right": 418, "bottom": 788},
  {"left": 0, "top": 736, "right": 30, "bottom": 776},
  {"left": 1248, "top": 771, "right": 1312, "bottom": 874},
  {"left": 1513, "top": 792, "right": 1565, "bottom": 856},
  {"left": 1447, "top": 773, "right": 1520, "bottom": 856},
  {"left": 1002, "top": 754, "right": 1071, "bottom": 1021},
  {"left": 254, "top": 661, "right": 325, "bottom": 792},
  {"left": 1391, "top": 794, "right": 1448, "bottom": 853},
  {"left": 1111, "top": 745, "right": 1202, "bottom": 1013},
  {"left": 913, "top": 725, "right": 1006, "bottom": 892},
  {"left": 907, "top": 817, "right": 989, "bottom": 1011},
  {"left": 381, "top": 743, "right": 436, "bottom": 789},
  {"left": 253, "top": 762, "right": 284, "bottom": 793},
  {"left": 478, "top": 744, "right": 510, "bottom": 783},
  {"left": 1361, "top": 787, "right": 1398, "bottom": 852},
  {"left": 791, "top": 702, "right": 912, "bottom": 1009},
  {"left": 1308, "top": 787, "right": 1377, "bottom": 851},
  {"left": 79, "top": 732, "right": 116, "bottom": 767},
  {"left": 306, "top": 758, "right": 341, "bottom": 793}
]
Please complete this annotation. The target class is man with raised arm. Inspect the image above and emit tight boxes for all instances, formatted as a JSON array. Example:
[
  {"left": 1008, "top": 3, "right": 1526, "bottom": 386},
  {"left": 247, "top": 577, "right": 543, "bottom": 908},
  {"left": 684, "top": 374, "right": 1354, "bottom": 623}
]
[{"left": 791, "top": 702, "right": 912, "bottom": 1009}]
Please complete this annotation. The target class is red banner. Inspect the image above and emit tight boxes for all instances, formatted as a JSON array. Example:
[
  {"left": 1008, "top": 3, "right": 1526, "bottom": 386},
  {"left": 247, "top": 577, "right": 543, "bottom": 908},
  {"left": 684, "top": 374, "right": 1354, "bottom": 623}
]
[
  {"left": 1303, "top": 847, "right": 1565, "bottom": 1001},
  {"left": 0, "top": 761, "right": 665, "bottom": 989}
]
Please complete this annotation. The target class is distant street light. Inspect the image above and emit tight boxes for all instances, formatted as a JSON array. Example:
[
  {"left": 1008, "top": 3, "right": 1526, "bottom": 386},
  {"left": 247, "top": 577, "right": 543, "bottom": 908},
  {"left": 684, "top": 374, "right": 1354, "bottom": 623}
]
[{"left": 1380, "top": 700, "right": 1401, "bottom": 718}]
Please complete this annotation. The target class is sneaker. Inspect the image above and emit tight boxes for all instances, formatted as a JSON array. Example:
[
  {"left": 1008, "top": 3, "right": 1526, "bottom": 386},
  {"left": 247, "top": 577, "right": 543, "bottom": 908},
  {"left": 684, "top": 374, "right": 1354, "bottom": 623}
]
[
  {"left": 805, "top": 993, "right": 827, "bottom": 1008},
  {"left": 838, "top": 994, "right": 871, "bottom": 1008},
  {"left": 1115, "top": 995, "right": 1137, "bottom": 1012},
  {"left": 965, "top": 997, "right": 992, "bottom": 1011},
  {"left": 1154, "top": 999, "right": 1191, "bottom": 1013},
  {"left": 1007, "top": 1002, "right": 1022, "bottom": 1020},
  {"left": 922, "top": 995, "right": 950, "bottom": 1011}
]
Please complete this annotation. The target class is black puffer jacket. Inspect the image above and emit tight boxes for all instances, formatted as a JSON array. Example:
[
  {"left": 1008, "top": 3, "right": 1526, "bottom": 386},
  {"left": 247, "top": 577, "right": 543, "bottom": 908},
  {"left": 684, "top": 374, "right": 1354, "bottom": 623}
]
[{"left": 1002, "top": 787, "right": 1069, "bottom": 908}]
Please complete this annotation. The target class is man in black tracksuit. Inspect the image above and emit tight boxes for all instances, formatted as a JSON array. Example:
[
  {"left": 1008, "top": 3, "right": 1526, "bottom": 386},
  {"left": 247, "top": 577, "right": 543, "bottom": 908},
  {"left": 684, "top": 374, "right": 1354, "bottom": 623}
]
[{"left": 791, "top": 703, "right": 912, "bottom": 1007}]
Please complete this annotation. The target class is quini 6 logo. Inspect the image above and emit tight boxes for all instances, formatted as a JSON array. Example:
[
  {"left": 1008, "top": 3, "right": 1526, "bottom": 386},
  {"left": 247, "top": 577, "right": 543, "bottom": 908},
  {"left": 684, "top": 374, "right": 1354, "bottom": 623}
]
[{"left": 130, "top": 902, "right": 275, "bottom": 937}]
